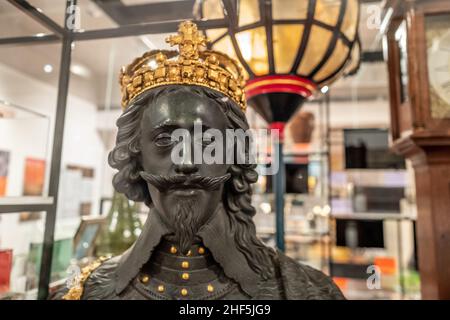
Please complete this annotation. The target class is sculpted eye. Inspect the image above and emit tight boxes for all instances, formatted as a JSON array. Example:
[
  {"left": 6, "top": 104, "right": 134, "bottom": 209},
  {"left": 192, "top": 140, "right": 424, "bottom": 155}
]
[{"left": 154, "top": 132, "right": 174, "bottom": 147}]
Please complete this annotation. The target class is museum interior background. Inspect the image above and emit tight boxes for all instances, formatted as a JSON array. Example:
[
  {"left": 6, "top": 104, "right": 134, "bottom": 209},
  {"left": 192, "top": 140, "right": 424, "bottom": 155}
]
[{"left": 0, "top": 0, "right": 449, "bottom": 300}]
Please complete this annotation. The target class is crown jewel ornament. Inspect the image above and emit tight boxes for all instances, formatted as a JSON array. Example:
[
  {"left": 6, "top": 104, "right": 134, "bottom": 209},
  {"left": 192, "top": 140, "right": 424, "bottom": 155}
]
[{"left": 119, "top": 21, "right": 247, "bottom": 111}]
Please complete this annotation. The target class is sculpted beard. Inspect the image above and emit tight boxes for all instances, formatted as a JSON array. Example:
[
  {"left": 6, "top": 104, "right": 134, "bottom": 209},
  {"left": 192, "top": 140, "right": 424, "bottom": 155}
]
[
  {"left": 172, "top": 198, "right": 197, "bottom": 254},
  {"left": 140, "top": 172, "right": 230, "bottom": 254}
]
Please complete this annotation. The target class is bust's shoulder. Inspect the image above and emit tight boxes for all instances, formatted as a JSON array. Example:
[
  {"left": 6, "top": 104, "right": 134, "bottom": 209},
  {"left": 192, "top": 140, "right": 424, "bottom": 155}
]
[
  {"left": 274, "top": 251, "right": 345, "bottom": 300},
  {"left": 57, "top": 256, "right": 121, "bottom": 300},
  {"left": 80, "top": 255, "right": 121, "bottom": 300}
]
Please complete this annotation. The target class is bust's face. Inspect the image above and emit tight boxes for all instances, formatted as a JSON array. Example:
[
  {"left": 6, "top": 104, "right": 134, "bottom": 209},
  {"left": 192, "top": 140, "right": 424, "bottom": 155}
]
[{"left": 139, "top": 88, "right": 230, "bottom": 251}]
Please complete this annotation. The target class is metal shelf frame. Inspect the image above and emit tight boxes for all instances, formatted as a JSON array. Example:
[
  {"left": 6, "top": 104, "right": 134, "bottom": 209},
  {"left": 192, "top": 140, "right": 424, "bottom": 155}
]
[{"left": 0, "top": 197, "right": 54, "bottom": 214}]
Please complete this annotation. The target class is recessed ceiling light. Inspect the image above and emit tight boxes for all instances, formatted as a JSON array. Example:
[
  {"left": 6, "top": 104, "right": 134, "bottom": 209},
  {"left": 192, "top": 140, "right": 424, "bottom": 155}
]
[
  {"left": 43, "top": 64, "right": 53, "bottom": 73},
  {"left": 70, "top": 63, "right": 92, "bottom": 78},
  {"left": 35, "top": 33, "right": 46, "bottom": 37}
]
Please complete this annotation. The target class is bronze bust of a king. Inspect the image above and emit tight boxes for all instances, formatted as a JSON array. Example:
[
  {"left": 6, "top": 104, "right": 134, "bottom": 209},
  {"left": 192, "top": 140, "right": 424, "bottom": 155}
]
[{"left": 62, "top": 21, "right": 344, "bottom": 300}]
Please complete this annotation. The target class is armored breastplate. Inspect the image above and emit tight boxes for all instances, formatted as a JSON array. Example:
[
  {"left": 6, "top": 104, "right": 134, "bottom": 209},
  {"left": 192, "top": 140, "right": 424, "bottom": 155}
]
[
  {"left": 58, "top": 245, "right": 344, "bottom": 300},
  {"left": 58, "top": 207, "right": 345, "bottom": 300},
  {"left": 131, "top": 241, "right": 249, "bottom": 300}
]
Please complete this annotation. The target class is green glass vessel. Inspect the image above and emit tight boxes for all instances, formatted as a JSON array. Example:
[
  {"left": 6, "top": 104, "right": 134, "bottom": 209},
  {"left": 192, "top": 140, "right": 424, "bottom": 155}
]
[{"left": 95, "top": 191, "right": 143, "bottom": 257}]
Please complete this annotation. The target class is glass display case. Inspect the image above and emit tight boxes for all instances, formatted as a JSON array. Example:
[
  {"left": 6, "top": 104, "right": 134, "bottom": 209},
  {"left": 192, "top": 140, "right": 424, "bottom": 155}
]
[
  {"left": 0, "top": 100, "right": 54, "bottom": 300},
  {"left": 0, "top": 2, "right": 62, "bottom": 299},
  {"left": 248, "top": 63, "right": 420, "bottom": 300},
  {"left": 0, "top": 100, "right": 51, "bottom": 198},
  {"left": 0, "top": 211, "right": 47, "bottom": 300},
  {"left": 249, "top": 97, "right": 332, "bottom": 272},
  {"left": 328, "top": 126, "right": 419, "bottom": 299}
]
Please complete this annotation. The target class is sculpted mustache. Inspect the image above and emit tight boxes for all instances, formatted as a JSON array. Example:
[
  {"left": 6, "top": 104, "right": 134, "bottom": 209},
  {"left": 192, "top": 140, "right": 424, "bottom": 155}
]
[{"left": 139, "top": 172, "right": 231, "bottom": 191}]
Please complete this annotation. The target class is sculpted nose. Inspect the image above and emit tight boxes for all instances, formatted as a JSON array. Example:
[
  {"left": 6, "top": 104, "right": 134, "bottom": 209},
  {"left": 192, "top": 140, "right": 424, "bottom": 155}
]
[
  {"left": 174, "top": 130, "right": 198, "bottom": 175},
  {"left": 174, "top": 163, "right": 198, "bottom": 175}
]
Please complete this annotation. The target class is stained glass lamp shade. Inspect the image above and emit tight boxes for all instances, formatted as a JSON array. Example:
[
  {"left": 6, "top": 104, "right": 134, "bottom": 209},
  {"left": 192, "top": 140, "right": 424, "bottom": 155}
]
[{"left": 198, "top": 0, "right": 360, "bottom": 123}]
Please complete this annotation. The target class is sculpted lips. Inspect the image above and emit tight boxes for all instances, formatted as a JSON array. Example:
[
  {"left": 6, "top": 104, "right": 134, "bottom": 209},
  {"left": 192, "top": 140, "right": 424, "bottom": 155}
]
[
  {"left": 139, "top": 172, "right": 231, "bottom": 193},
  {"left": 170, "top": 189, "right": 200, "bottom": 197},
  {"left": 168, "top": 182, "right": 203, "bottom": 196}
]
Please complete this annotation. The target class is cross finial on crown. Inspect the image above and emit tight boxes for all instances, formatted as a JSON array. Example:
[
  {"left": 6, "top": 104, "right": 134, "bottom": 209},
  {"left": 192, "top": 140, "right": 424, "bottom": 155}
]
[{"left": 166, "top": 21, "right": 207, "bottom": 60}]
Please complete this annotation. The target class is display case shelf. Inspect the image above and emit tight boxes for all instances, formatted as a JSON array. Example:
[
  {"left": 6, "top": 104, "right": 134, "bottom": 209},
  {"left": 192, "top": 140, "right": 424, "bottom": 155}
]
[
  {"left": 332, "top": 212, "right": 416, "bottom": 221},
  {"left": 0, "top": 197, "right": 54, "bottom": 214}
]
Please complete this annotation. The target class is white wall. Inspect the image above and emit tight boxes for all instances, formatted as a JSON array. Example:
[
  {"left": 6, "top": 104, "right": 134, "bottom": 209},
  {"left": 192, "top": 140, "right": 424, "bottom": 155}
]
[
  {"left": 0, "top": 62, "right": 105, "bottom": 260},
  {"left": 301, "top": 98, "right": 391, "bottom": 131},
  {"left": 0, "top": 117, "right": 50, "bottom": 197}
]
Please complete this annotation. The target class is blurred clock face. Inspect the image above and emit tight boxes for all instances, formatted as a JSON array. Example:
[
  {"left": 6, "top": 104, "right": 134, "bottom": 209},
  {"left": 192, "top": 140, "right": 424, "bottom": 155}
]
[
  {"left": 428, "top": 30, "right": 450, "bottom": 104},
  {"left": 426, "top": 14, "right": 450, "bottom": 119}
]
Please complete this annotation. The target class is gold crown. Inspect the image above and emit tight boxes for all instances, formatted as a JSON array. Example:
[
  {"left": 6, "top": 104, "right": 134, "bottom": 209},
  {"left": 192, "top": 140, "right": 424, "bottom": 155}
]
[{"left": 119, "top": 21, "right": 247, "bottom": 111}]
